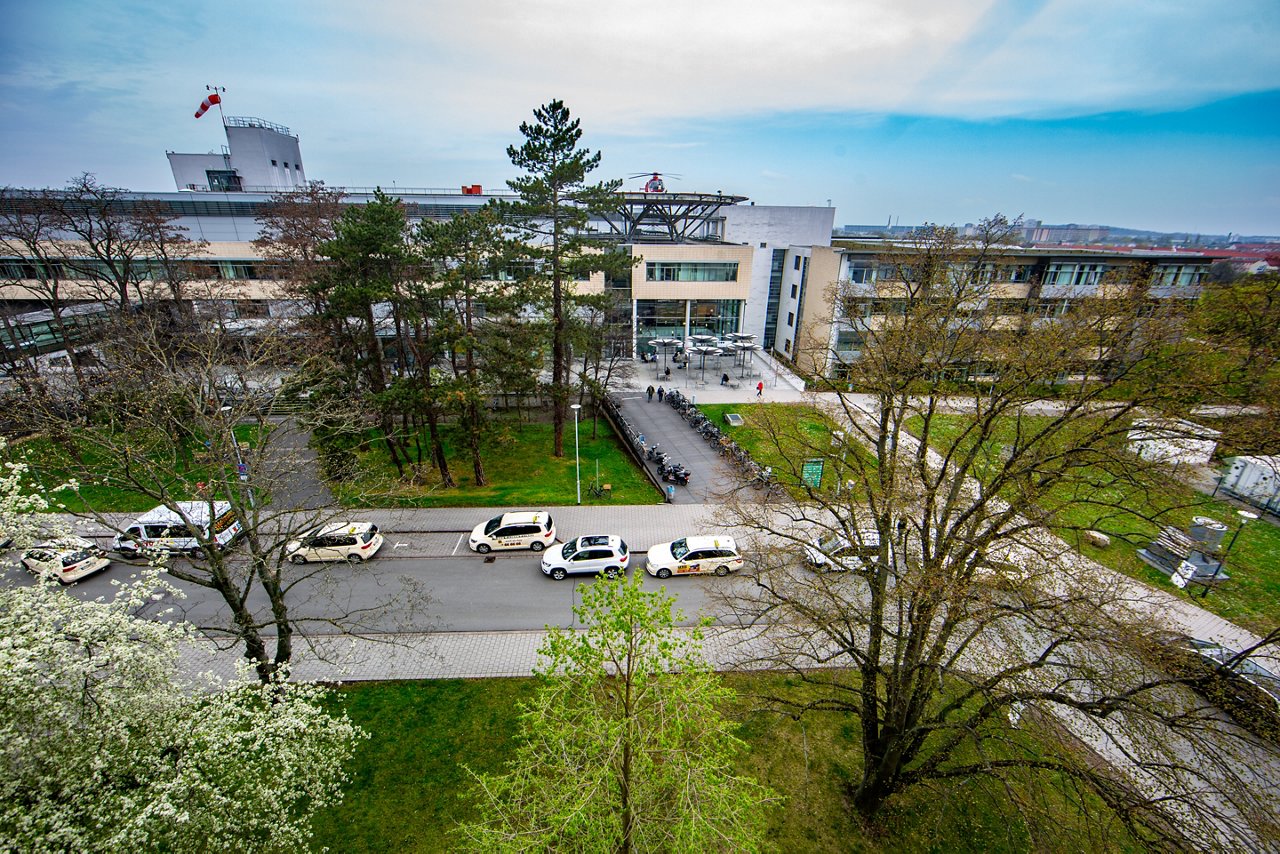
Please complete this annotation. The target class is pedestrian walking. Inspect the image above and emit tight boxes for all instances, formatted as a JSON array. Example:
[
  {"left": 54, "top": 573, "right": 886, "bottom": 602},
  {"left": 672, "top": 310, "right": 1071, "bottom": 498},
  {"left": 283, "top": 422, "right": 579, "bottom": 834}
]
[
  {"left": 657, "top": 386, "right": 665, "bottom": 402},
  {"left": 646, "top": 384, "right": 655, "bottom": 402},
  {"left": 756, "top": 380, "right": 764, "bottom": 398}
]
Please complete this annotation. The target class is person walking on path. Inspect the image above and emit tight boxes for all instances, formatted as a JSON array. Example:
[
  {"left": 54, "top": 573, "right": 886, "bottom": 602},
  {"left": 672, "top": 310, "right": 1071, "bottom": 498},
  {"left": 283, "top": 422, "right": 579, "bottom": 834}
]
[
  {"left": 756, "top": 380, "right": 764, "bottom": 398},
  {"left": 646, "top": 384, "right": 655, "bottom": 402},
  {"left": 657, "top": 386, "right": 665, "bottom": 402}
]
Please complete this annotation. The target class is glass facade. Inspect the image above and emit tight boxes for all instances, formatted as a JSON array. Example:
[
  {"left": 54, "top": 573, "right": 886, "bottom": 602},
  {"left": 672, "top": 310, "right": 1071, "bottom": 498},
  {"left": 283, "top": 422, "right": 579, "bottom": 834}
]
[
  {"left": 763, "top": 249, "right": 785, "bottom": 349},
  {"left": 645, "top": 262, "right": 739, "bottom": 282},
  {"left": 635, "top": 298, "right": 743, "bottom": 352}
]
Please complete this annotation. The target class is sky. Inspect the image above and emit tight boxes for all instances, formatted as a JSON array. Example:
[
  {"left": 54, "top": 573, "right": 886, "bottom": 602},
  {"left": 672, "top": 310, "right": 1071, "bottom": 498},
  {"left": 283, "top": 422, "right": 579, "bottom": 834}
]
[{"left": 2, "top": 0, "right": 1278, "bottom": 236}]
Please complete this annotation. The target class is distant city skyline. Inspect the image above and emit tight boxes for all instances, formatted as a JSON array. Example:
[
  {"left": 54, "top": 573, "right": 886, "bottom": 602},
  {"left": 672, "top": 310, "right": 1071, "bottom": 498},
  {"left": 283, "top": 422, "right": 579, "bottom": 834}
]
[{"left": 2, "top": 0, "right": 1278, "bottom": 235}]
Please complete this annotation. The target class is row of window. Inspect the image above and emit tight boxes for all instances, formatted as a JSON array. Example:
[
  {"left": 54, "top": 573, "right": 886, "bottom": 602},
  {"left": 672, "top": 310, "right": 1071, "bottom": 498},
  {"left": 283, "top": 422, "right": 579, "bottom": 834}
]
[
  {"left": 645, "top": 262, "right": 739, "bottom": 282},
  {"left": 848, "top": 260, "right": 1203, "bottom": 289},
  {"left": 841, "top": 296, "right": 1187, "bottom": 320}
]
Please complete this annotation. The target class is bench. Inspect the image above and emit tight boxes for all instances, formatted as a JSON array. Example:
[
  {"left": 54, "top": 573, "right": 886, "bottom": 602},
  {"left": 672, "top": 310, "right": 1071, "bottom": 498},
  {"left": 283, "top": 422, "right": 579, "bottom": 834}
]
[{"left": 727, "top": 380, "right": 741, "bottom": 390}]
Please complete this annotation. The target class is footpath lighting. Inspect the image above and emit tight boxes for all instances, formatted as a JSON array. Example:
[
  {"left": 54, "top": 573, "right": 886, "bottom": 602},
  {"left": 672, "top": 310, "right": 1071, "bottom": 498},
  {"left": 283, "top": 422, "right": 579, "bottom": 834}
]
[
  {"left": 220, "top": 405, "right": 253, "bottom": 508},
  {"left": 1203, "top": 509, "right": 1259, "bottom": 598},
  {"left": 571, "top": 404, "right": 582, "bottom": 505}
]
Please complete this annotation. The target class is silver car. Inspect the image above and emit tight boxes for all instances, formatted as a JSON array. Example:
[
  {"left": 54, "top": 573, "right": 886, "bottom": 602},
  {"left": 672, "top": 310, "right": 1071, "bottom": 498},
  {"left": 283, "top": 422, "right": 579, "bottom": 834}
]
[{"left": 540, "top": 535, "right": 630, "bottom": 581}]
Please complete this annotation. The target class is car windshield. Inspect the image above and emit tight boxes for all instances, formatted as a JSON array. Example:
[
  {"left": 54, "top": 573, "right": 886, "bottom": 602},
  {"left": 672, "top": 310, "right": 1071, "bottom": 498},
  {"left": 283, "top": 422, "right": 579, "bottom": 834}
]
[
  {"left": 62, "top": 548, "right": 96, "bottom": 566},
  {"left": 484, "top": 516, "right": 503, "bottom": 535},
  {"left": 561, "top": 541, "right": 577, "bottom": 559},
  {"left": 818, "top": 533, "right": 846, "bottom": 552},
  {"left": 670, "top": 538, "right": 689, "bottom": 560}
]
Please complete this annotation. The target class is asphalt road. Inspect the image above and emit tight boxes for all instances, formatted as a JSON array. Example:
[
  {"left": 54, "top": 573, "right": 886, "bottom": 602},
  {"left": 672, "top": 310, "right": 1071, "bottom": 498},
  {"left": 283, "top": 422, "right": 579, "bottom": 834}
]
[{"left": 1, "top": 536, "right": 746, "bottom": 634}]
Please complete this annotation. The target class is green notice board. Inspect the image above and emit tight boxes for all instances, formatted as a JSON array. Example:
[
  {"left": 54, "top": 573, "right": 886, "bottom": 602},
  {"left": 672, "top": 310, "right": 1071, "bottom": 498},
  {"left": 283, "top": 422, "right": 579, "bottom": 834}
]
[{"left": 801, "top": 458, "right": 825, "bottom": 488}]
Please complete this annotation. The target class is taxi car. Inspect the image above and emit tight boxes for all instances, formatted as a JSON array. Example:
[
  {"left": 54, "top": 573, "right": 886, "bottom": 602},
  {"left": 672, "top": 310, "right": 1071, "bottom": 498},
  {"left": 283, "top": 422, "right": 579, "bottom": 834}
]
[
  {"left": 803, "top": 528, "right": 880, "bottom": 571},
  {"left": 22, "top": 537, "right": 111, "bottom": 584},
  {"left": 285, "top": 522, "right": 384, "bottom": 564},
  {"left": 541, "top": 535, "right": 629, "bottom": 581},
  {"left": 469, "top": 511, "right": 556, "bottom": 554},
  {"left": 645, "top": 536, "right": 743, "bottom": 579}
]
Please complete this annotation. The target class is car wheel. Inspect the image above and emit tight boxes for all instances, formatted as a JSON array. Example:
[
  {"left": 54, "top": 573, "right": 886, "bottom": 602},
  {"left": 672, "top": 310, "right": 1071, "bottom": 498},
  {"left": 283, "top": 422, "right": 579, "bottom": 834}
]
[
  {"left": 604, "top": 567, "right": 620, "bottom": 579},
  {"left": 657, "top": 568, "right": 672, "bottom": 579},
  {"left": 289, "top": 554, "right": 307, "bottom": 565},
  {"left": 551, "top": 567, "right": 567, "bottom": 580},
  {"left": 715, "top": 564, "right": 730, "bottom": 577},
  {"left": 476, "top": 543, "right": 491, "bottom": 554},
  {"left": 346, "top": 553, "right": 363, "bottom": 564},
  {"left": 531, "top": 541, "right": 545, "bottom": 553}
]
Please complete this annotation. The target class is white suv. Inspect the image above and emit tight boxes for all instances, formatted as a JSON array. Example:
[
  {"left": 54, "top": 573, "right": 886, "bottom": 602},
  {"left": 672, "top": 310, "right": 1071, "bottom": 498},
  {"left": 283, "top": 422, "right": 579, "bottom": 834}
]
[
  {"left": 541, "top": 535, "right": 630, "bottom": 581},
  {"left": 285, "top": 522, "right": 384, "bottom": 564}
]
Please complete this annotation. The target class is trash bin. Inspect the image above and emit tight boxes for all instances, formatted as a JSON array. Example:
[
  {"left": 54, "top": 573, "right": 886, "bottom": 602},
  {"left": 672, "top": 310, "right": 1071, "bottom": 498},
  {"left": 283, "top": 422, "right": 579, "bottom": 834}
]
[{"left": 666, "top": 485, "right": 675, "bottom": 503}]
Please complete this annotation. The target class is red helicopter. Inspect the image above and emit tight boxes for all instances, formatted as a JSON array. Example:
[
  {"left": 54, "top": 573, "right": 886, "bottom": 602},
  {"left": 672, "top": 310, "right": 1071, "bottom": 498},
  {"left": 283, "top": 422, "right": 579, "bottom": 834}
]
[{"left": 628, "top": 172, "right": 681, "bottom": 193}]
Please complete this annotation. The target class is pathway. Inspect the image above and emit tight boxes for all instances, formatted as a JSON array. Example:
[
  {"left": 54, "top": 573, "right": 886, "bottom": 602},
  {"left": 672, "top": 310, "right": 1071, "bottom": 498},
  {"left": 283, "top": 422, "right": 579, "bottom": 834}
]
[{"left": 611, "top": 390, "right": 742, "bottom": 503}]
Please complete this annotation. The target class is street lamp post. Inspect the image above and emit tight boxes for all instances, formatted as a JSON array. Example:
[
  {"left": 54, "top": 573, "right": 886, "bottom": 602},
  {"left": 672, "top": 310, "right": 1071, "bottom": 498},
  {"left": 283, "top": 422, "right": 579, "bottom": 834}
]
[
  {"left": 1202, "top": 509, "right": 1258, "bottom": 598},
  {"left": 571, "top": 403, "right": 582, "bottom": 505},
  {"left": 220, "top": 406, "right": 253, "bottom": 508}
]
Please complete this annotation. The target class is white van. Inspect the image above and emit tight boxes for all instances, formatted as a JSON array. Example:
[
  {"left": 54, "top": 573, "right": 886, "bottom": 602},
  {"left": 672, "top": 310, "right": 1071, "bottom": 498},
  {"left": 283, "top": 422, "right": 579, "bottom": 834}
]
[
  {"left": 113, "top": 502, "right": 243, "bottom": 558},
  {"left": 469, "top": 511, "right": 556, "bottom": 554}
]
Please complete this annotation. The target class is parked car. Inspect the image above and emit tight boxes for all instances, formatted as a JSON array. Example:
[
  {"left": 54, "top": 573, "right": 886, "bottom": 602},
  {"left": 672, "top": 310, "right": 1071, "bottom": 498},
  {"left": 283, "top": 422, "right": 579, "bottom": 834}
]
[
  {"left": 113, "top": 502, "right": 242, "bottom": 558},
  {"left": 469, "top": 511, "right": 556, "bottom": 554},
  {"left": 22, "top": 537, "right": 111, "bottom": 584},
  {"left": 285, "top": 522, "right": 384, "bottom": 564},
  {"left": 803, "top": 528, "right": 879, "bottom": 571},
  {"left": 645, "top": 536, "right": 743, "bottom": 579},
  {"left": 540, "top": 535, "right": 629, "bottom": 581},
  {"left": 1159, "top": 636, "right": 1280, "bottom": 741}
]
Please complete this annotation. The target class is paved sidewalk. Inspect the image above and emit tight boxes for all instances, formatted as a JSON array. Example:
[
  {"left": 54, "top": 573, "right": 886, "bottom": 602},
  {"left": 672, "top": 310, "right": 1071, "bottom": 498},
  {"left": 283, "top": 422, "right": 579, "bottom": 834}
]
[
  {"left": 613, "top": 392, "right": 740, "bottom": 503},
  {"left": 181, "top": 624, "right": 782, "bottom": 684}
]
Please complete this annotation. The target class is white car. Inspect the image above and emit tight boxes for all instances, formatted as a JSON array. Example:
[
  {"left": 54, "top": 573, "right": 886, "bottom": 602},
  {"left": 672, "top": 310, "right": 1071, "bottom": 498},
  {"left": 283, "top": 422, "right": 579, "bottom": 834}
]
[
  {"left": 541, "top": 535, "right": 630, "bottom": 581},
  {"left": 285, "top": 522, "right": 384, "bottom": 564},
  {"left": 22, "top": 537, "right": 111, "bottom": 584},
  {"left": 469, "top": 512, "right": 556, "bottom": 554},
  {"left": 645, "top": 536, "right": 744, "bottom": 579},
  {"left": 803, "top": 528, "right": 879, "bottom": 571}
]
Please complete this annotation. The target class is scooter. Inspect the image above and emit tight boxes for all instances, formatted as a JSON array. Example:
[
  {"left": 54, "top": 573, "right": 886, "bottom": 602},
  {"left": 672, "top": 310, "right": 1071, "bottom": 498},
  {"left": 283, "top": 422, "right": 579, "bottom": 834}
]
[{"left": 646, "top": 443, "right": 662, "bottom": 461}]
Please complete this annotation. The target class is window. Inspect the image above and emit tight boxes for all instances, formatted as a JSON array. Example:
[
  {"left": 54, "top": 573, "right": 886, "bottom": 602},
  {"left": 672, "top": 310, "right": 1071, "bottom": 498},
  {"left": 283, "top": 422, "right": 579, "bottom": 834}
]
[
  {"left": 644, "top": 262, "right": 738, "bottom": 282},
  {"left": 836, "top": 330, "right": 864, "bottom": 351},
  {"left": 787, "top": 312, "right": 794, "bottom": 327},
  {"left": 846, "top": 261, "right": 874, "bottom": 284},
  {"left": 759, "top": 242, "right": 766, "bottom": 248},
  {"left": 271, "top": 160, "right": 278, "bottom": 166},
  {"left": 783, "top": 339, "right": 791, "bottom": 353},
  {"left": 793, "top": 256, "right": 801, "bottom": 271},
  {"left": 790, "top": 284, "right": 798, "bottom": 299},
  {"left": 205, "top": 170, "right": 242, "bottom": 192}
]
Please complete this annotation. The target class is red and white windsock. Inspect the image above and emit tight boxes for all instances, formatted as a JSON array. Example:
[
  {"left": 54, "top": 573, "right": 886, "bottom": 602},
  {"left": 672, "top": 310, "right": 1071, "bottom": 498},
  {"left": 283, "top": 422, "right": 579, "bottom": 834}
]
[{"left": 194, "top": 92, "right": 221, "bottom": 119}]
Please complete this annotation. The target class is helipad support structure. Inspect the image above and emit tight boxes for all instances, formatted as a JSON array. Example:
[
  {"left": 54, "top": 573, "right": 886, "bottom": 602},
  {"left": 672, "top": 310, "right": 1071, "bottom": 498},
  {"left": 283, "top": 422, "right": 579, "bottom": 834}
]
[{"left": 594, "top": 191, "right": 749, "bottom": 244}]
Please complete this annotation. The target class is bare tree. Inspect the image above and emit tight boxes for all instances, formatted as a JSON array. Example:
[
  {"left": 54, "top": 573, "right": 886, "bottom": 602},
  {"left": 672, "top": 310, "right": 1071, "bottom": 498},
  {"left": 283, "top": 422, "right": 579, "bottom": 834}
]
[
  {"left": 715, "top": 218, "right": 1280, "bottom": 848},
  {"left": 14, "top": 312, "right": 429, "bottom": 683}
]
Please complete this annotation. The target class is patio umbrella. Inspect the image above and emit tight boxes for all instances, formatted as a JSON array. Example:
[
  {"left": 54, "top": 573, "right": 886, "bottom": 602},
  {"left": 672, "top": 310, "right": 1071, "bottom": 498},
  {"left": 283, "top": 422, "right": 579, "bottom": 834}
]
[
  {"left": 687, "top": 344, "right": 722, "bottom": 382},
  {"left": 648, "top": 337, "right": 681, "bottom": 379},
  {"left": 734, "top": 341, "right": 761, "bottom": 377}
]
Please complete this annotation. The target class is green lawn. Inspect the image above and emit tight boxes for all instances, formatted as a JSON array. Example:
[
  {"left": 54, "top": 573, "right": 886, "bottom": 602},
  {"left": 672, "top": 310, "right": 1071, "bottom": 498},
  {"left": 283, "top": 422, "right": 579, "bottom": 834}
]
[
  {"left": 311, "top": 675, "right": 1142, "bottom": 853},
  {"left": 912, "top": 415, "right": 1280, "bottom": 635},
  {"left": 697, "top": 402, "right": 852, "bottom": 495},
  {"left": 7, "top": 425, "right": 260, "bottom": 513},
  {"left": 332, "top": 419, "right": 661, "bottom": 508}
]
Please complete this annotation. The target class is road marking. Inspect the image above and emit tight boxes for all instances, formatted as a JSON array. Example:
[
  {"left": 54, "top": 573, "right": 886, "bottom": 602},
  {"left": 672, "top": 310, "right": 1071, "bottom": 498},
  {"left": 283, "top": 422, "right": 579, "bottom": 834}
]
[
  {"left": 394, "top": 542, "right": 408, "bottom": 549},
  {"left": 452, "top": 533, "right": 465, "bottom": 555}
]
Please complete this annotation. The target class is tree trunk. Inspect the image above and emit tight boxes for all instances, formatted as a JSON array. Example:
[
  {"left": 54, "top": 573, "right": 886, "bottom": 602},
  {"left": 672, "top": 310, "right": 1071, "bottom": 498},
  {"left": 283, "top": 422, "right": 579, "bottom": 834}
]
[{"left": 425, "top": 403, "right": 454, "bottom": 487}]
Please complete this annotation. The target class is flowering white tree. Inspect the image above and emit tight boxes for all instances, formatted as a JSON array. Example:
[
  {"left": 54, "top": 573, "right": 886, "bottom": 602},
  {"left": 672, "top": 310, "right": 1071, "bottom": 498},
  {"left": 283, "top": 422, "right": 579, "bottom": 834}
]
[{"left": 0, "top": 567, "right": 366, "bottom": 853}]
